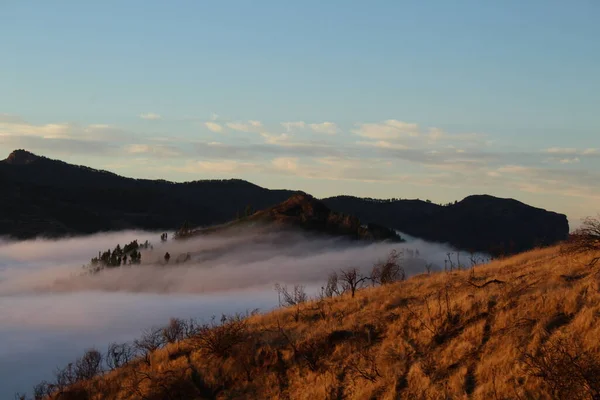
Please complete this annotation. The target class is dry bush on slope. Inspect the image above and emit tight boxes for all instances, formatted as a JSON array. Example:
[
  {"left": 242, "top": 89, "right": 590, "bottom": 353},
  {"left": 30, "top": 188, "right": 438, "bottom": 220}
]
[
  {"left": 562, "top": 215, "right": 600, "bottom": 266},
  {"left": 521, "top": 334, "right": 600, "bottom": 400}
]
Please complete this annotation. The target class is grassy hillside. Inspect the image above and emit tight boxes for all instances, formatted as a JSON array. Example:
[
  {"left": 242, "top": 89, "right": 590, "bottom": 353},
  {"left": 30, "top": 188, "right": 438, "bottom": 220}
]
[{"left": 30, "top": 244, "right": 600, "bottom": 400}]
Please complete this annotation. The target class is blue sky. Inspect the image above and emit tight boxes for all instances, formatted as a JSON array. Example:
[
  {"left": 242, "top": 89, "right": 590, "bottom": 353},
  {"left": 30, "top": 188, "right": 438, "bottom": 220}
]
[{"left": 1, "top": 1, "right": 599, "bottom": 226}]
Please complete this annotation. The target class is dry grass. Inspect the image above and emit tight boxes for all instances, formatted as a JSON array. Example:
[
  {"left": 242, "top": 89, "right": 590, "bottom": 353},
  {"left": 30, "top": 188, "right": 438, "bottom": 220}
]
[{"left": 42, "top": 245, "right": 600, "bottom": 400}]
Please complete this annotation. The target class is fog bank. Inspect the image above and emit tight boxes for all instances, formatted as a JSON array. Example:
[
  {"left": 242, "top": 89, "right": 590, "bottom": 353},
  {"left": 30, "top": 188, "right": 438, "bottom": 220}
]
[
  {"left": 0, "top": 227, "right": 485, "bottom": 397},
  {"left": 0, "top": 227, "right": 480, "bottom": 296}
]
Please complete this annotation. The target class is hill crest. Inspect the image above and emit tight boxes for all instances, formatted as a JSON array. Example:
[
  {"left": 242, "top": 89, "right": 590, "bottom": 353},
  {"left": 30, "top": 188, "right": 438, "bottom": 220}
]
[
  {"left": 0, "top": 149, "right": 569, "bottom": 254},
  {"left": 186, "top": 192, "right": 402, "bottom": 241}
]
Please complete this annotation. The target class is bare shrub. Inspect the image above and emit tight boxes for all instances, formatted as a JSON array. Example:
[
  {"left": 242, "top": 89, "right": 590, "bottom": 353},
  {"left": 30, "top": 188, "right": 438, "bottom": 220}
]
[
  {"left": 134, "top": 327, "right": 166, "bottom": 364},
  {"left": 347, "top": 346, "right": 382, "bottom": 382},
  {"left": 275, "top": 283, "right": 307, "bottom": 306},
  {"left": 275, "top": 283, "right": 307, "bottom": 321},
  {"left": 276, "top": 321, "right": 330, "bottom": 372},
  {"left": 371, "top": 249, "right": 405, "bottom": 285},
  {"left": 32, "top": 381, "right": 53, "bottom": 400},
  {"left": 181, "top": 317, "right": 201, "bottom": 338},
  {"left": 563, "top": 215, "right": 600, "bottom": 266},
  {"left": 402, "top": 284, "right": 460, "bottom": 345},
  {"left": 54, "top": 363, "right": 77, "bottom": 390},
  {"left": 190, "top": 315, "right": 249, "bottom": 359},
  {"left": 339, "top": 267, "right": 370, "bottom": 298},
  {"left": 323, "top": 271, "right": 340, "bottom": 298},
  {"left": 74, "top": 348, "right": 103, "bottom": 381},
  {"left": 162, "top": 318, "right": 186, "bottom": 344},
  {"left": 106, "top": 342, "right": 135, "bottom": 370},
  {"left": 521, "top": 335, "right": 600, "bottom": 400},
  {"left": 313, "top": 294, "right": 333, "bottom": 321},
  {"left": 425, "top": 263, "right": 433, "bottom": 275},
  {"left": 128, "top": 368, "right": 202, "bottom": 400}
]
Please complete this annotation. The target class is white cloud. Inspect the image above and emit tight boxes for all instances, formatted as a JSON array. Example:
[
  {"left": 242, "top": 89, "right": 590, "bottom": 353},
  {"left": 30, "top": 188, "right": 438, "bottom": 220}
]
[
  {"left": 353, "top": 119, "right": 419, "bottom": 140},
  {"left": 559, "top": 157, "right": 580, "bottom": 164},
  {"left": 261, "top": 133, "right": 291, "bottom": 144},
  {"left": 353, "top": 120, "right": 486, "bottom": 150},
  {"left": 125, "top": 144, "right": 182, "bottom": 157},
  {"left": 281, "top": 121, "right": 306, "bottom": 131},
  {"left": 427, "top": 128, "right": 444, "bottom": 142},
  {"left": 226, "top": 121, "right": 263, "bottom": 132},
  {"left": 204, "top": 122, "right": 224, "bottom": 133},
  {"left": 272, "top": 157, "right": 299, "bottom": 172},
  {"left": 0, "top": 121, "right": 70, "bottom": 139},
  {"left": 185, "top": 160, "right": 259, "bottom": 173},
  {"left": 497, "top": 165, "right": 531, "bottom": 174},
  {"left": 0, "top": 119, "right": 124, "bottom": 141},
  {"left": 542, "top": 147, "right": 599, "bottom": 158},
  {"left": 543, "top": 147, "right": 578, "bottom": 154},
  {"left": 309, "top": 122, "right": 339, "bottom": 135},
  {"left": 356, "top": 140, "right": 409, "bottom": 150},
  {"left": 139, "top": 113, "right": 161, "bottom": 120}
]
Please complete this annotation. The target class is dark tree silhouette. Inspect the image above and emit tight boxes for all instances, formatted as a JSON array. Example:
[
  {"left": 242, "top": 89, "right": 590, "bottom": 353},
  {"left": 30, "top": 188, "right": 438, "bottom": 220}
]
[{"left": 339, "top": 268, "right": 370, "bottom": 298}]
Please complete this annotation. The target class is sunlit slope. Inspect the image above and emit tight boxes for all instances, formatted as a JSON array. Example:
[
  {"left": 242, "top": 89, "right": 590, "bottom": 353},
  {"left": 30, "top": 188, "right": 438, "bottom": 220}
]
[{"left": 49, "top": 245, "right": 600, "bottom": 399}]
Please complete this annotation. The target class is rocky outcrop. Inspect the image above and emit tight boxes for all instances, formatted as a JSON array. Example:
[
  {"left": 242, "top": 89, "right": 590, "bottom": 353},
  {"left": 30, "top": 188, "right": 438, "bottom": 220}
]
[
  {"left": 247, "top": 193, "right": 401, "bottom": 241},
  {"left": 4, "top": 149, "right": 40, "bottom": 165}
]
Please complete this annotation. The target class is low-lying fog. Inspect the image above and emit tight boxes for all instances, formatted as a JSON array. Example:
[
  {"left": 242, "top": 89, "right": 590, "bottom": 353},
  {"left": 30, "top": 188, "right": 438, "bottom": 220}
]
[{"left": 0, "top": 227, "right": 486, "bottom": 397}]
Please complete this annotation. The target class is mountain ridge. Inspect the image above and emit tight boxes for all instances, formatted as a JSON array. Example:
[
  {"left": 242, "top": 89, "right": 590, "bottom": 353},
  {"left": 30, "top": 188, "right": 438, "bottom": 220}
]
[{"left": 0, "top": 150, "right": 569, "bottom": 255}]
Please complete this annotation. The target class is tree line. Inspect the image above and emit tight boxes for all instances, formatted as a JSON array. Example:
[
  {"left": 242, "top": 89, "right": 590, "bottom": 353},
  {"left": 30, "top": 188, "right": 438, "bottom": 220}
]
[{"left": 89, "top": 240, "right": 150, "bottom": 271}]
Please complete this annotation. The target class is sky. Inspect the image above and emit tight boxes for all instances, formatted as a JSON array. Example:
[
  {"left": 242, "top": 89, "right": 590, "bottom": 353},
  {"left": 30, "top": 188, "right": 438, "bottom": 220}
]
[{"left": 0, "top": 0, "right": 599, "bottom": 227}]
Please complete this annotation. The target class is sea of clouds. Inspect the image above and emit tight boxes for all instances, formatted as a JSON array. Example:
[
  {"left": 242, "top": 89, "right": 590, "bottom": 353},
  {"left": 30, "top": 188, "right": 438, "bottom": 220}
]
[{"left": 0, "top": 227, "right": 482, "bottom": 397}]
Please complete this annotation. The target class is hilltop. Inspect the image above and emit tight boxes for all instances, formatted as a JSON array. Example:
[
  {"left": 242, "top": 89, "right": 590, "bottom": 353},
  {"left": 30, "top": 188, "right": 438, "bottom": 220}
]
[
  {"left": 185, "top": 193, "right": 402, "bottom": 242},
  {"left": 30, "top": 242, "right": 600, "bottom": 399},
  {"left": 0, "top": 150, "right": 296, "bottom": 238},
  {"left": 1, "top": 150, "right": 569, "bottom": 255}
]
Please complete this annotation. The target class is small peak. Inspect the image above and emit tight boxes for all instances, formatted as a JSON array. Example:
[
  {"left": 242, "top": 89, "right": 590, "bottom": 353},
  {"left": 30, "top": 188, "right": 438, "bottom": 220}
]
[
  {"left": 4, "top": 149, "right": 40, "bottom": 165},
  {"left": 285, "top": 192, "right": 313, "bottom": 202}
]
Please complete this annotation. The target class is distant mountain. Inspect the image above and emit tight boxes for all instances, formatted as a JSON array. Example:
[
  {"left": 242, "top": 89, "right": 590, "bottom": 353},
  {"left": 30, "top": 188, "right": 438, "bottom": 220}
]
[
  {"left": 0, "top": 150, "right": 569, "bottom": 255},
  {"left": 0, "top": 150, "right": 296, "bottom": 238},
  {"left": 188, "top": 193, "right": 402, "bottom": 242},
  {"left": 323, "top": 194, "right": 570, "bottom": 255}
]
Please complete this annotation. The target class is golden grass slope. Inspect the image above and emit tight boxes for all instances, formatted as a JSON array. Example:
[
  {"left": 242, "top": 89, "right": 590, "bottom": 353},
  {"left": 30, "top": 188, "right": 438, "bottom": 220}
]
[{"left": 52, "top": 245, "right": 600, "bottom": 400}]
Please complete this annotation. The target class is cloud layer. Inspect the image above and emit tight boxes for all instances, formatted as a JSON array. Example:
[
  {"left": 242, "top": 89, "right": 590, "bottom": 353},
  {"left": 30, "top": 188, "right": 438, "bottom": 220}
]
[{"left": 0, "top": 228, "right": 473, "bottom": 397}]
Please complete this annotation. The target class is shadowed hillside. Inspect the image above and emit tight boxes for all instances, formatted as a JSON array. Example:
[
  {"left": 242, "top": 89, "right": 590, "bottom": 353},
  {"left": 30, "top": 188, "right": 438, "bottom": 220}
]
[
  {"left": 324, "top": 195, "right": 569, "bottom": 256},
  {"left": 185, "top": 193, "right": 402, "bottom": 242},
  {"left": 1, "top": 150, "right": 569, "bottom": 255},
  {"left": 26, "top": 242, "right": 600, "bottom": 399},
  {"left": 0, "top": 150, "right": 296, "bottom": 238}
]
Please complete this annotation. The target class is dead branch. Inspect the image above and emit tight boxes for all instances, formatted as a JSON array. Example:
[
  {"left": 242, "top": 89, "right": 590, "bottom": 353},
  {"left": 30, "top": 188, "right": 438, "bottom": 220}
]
[{"left": 467, "top": 279, "right": 506, "bottom": 289}]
